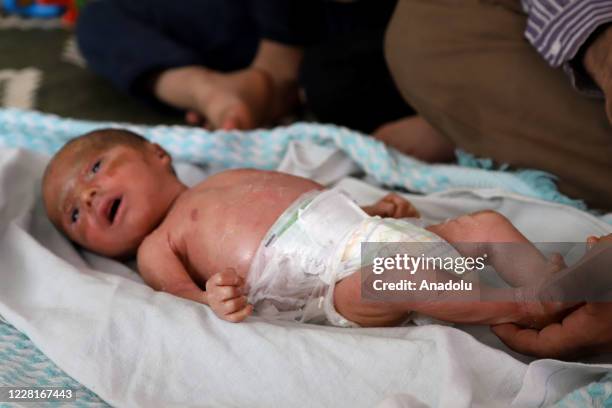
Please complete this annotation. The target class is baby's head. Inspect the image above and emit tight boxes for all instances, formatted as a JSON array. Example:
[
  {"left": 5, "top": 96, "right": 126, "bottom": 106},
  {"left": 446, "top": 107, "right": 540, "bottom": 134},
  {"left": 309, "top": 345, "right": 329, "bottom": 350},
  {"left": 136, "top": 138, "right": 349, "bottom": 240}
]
[{"left": 42, "top": 128, "right": 184, "bottom": 258}]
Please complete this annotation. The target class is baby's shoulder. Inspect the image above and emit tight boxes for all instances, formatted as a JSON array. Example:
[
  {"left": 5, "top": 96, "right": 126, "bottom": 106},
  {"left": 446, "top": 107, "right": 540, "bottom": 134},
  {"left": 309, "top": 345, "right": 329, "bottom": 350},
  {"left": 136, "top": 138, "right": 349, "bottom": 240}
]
[
  {"left": 137, "top": 222, "right": 181, "bottom": 262},
  {"left": 192, "top": 168, "right": 266, "bottom": 190},
  {"left": 137, "top": 229, "right": 166, "bottom": 260}
]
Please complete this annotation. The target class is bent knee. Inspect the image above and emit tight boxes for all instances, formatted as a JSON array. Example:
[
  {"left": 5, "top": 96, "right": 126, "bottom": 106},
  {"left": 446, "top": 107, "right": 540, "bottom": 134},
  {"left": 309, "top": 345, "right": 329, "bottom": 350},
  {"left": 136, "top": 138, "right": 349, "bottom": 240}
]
[
  {"left": 333, "top": 274, "right": 407, "bottom": 327},
  {"left": 76, "top": 1, "right": 120, "bottom": 54},
  {"left": 469, "top": 210, "right": 510, "bottom": 226},
  {"left": 429, "top": 210, "right": 511, "bottom": 242},
  {"left": 385, "top": 0, "right": 439, "bottom": 100}
]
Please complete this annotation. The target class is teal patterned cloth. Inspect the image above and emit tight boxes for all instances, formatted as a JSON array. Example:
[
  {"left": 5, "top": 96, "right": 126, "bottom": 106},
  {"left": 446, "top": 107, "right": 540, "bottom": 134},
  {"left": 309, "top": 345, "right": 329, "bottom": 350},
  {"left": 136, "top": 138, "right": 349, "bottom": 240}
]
[
  {"left": 0, "top": 108, "right": 586, "bottom": 209},
  {"left": 0, "top": 318, "right": 107, "bottom": 407},
  {"left": 553, "top": 372, "right": 612, "bottom": 408}
]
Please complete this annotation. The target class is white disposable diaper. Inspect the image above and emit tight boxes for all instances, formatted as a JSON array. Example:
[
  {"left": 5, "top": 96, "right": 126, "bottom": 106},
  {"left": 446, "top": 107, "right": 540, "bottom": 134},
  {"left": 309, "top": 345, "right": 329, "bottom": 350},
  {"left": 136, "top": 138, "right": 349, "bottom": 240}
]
[{"left": 246, "top": 189, "right": 457, "bottom": 327}]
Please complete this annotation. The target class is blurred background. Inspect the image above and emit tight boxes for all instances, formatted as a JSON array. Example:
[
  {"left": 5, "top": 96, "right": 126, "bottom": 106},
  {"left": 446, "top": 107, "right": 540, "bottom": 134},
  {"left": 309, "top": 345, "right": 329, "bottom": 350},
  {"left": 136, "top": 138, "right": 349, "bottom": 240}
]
[{"left": 0, "top": 0, "right": 182, "bottom": 124}]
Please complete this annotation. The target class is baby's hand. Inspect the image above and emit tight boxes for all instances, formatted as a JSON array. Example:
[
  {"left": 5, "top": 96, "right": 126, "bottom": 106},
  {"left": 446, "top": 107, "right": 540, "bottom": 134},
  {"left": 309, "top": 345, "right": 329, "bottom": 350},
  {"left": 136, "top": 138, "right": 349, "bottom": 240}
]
[
  {"left": 206, "top": 268, "right": 253, "bottom": 323},
  {"left": 362, "top": 193, "right": 420, "bottom": 219}
]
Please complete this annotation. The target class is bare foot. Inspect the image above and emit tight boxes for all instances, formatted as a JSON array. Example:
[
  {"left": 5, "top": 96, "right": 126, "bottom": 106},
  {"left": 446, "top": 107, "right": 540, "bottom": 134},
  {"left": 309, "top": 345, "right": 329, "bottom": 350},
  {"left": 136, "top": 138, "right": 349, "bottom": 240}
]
[
  {"left": 513, "top": 298, "right": 570, "bottom": 329},
  {"left": 546, "top": 252, "right": 567, "bottom": 276},
  {"left": 191, "top": 68, "right": 274, "bottom": 130},
  {"left": 373, "top": 116, "right": 455, "bottom": 162},
  {"left": 155, "top": 66, "right": 299, "bottom": 130}
]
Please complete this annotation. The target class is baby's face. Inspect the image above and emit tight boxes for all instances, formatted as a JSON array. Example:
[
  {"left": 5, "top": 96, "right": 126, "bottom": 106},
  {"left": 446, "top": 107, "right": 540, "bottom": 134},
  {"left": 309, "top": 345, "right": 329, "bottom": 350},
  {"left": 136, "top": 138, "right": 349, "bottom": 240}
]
[{"left": 43, "top": 141, "right": 180, "bottom": 258}]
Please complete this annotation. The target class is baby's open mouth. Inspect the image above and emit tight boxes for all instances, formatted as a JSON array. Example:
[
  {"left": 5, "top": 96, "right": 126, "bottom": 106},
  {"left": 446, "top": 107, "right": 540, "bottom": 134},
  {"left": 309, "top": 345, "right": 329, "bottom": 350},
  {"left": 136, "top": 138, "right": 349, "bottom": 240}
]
[{"left": 108, "top": 197, "right": 122, "bottom": 224}]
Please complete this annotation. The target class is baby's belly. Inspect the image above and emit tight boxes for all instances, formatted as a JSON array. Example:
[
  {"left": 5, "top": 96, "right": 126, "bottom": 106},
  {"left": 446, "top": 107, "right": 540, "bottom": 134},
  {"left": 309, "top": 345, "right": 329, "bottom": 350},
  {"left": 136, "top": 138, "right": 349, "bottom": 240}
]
[{"left": 185, "top": 186, "right": 322, "bottom": 283}]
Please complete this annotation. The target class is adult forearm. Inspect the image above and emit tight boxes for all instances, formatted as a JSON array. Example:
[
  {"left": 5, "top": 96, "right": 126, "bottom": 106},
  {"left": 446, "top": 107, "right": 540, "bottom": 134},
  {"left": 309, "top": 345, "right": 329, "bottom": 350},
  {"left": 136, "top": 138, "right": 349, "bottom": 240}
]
[
  {"left": 522, "top": 0, "right": 612, "bottom": 93},
  {"left": 251, "top": 40, "right": 303, "bottom": 86},
  {"left": 584, "top": 25, "right": 612, "bottom": 93}
]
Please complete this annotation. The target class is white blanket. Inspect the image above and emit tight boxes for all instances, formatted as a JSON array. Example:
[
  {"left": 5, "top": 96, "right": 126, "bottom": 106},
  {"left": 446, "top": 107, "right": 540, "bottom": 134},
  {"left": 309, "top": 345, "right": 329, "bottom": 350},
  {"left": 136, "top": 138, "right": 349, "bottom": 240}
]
[{"left": 0, "top": 146, "right": 610, "bottom": 408}]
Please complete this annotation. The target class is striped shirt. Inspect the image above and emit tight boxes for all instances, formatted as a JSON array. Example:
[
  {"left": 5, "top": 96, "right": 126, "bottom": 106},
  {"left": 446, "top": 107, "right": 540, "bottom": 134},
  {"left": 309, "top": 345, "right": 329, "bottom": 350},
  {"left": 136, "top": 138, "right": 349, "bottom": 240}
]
[{"left": 522, "top": 0, "right": 612, "bottom": 93}]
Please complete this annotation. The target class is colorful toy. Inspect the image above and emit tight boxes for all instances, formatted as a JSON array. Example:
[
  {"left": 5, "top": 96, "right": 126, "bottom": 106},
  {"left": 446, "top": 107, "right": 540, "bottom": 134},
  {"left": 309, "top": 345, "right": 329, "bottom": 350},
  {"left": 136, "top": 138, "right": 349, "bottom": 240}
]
[{"left": 2, "top": 0, "right": 87, "bottom": 24}]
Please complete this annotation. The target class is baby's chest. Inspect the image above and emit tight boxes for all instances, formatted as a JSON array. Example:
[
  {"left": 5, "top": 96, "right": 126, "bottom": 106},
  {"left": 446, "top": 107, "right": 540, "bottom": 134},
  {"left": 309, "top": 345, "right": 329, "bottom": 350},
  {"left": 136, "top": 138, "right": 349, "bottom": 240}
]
[{"left": 180, "top": 217, "right": 269, "bottom": 281}]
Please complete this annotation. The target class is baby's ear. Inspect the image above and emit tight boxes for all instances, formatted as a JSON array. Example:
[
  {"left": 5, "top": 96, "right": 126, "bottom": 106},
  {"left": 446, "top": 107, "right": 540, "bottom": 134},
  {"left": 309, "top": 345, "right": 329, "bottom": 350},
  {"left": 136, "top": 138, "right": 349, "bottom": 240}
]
[{"left": 150, "top": 143, "right": 172, "bottom": 165}]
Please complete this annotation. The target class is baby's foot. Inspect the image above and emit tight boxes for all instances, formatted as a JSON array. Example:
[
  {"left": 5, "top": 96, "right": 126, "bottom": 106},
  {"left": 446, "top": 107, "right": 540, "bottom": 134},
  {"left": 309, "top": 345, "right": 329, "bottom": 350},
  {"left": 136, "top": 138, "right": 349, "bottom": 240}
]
[
  {"left": 373, "top": 116, "right": 456, "bottom": 162},
  {"left": 513, "top": 299, "right": 569, "bottom": 329},
  {"left": 512, "top": 253, "right": 571, "bottom": 328},
  {"left": 543, "top": 252, "right": 567, "bottom": 278}
]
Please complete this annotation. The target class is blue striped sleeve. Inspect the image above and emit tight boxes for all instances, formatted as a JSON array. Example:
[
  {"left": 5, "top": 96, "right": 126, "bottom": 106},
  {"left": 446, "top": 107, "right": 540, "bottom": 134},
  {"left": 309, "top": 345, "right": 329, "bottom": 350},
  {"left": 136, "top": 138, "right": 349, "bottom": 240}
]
[{"left": 522, "top": 0, "right": 612, "bottom": 67}]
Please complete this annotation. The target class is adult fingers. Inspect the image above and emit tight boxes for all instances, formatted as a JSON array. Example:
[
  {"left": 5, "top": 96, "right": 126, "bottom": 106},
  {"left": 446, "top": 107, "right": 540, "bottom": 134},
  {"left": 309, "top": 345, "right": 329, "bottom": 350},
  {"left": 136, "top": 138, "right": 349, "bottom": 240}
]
[{"left": 491, "top": 322, "right": 580, "bottom": 359}]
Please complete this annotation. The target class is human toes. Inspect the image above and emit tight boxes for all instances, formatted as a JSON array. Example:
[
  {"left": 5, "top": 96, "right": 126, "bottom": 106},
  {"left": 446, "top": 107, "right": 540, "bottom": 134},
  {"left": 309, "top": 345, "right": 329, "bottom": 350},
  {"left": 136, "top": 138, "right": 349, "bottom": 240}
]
[
  {"left": 219, "top": 103, "right": 254, "bottom": 130},
  {"left": 546, "top": 252, "right": 567, "bottom": 274}
]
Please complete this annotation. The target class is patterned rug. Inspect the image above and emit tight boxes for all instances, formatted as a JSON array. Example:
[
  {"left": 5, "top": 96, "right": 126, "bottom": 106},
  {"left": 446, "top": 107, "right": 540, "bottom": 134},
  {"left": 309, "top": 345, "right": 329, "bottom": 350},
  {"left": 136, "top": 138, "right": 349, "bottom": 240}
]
[{"left": 0, "top": 11, "right": 180, "bottom": 125}]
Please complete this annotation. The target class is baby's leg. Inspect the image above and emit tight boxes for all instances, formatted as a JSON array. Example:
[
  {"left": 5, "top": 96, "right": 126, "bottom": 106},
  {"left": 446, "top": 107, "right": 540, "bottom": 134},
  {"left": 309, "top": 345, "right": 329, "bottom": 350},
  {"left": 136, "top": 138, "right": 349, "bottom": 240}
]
[
  {"left": 332, "top": 211, "right": 566, "bottom": 328},
  {"left": 427, "top": 210, "right": 561, "bottom": 287},
  {"left": 333, "top": 268, "right": 526, "bottom": 327}
]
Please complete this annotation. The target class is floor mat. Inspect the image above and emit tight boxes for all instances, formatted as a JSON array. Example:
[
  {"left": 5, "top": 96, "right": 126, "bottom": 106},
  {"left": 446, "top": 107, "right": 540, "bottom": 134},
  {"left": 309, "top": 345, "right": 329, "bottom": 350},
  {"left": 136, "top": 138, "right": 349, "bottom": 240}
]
[{"left": 0, "top": 13, "right": 181, "bottom": 125}]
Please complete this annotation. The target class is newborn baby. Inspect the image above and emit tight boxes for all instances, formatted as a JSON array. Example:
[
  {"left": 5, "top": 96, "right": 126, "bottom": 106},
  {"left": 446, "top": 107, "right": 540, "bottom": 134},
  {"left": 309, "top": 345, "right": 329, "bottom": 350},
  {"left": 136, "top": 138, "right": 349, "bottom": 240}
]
[{"left": 42, "top": 129, "right": 569, "bottom": 327}]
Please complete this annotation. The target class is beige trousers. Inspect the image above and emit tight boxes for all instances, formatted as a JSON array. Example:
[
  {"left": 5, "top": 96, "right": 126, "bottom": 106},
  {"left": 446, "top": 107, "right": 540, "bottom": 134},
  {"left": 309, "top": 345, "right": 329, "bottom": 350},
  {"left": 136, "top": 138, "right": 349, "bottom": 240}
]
[{"left": 385, "top": 0, "right": 612, "bottom": 210}]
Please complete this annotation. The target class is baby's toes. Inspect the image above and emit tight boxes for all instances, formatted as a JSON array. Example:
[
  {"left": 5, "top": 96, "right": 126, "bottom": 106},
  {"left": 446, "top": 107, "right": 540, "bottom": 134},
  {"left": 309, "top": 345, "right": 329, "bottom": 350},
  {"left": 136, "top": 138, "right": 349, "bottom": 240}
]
[{"left": 547, "top": 253, "right": 567, "bottom": 273}]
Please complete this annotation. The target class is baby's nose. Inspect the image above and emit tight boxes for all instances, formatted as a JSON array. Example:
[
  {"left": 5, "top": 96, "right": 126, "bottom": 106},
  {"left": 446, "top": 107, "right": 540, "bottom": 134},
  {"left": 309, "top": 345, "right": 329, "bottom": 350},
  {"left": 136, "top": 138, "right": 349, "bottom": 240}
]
[{"left": 80, "top": 186, "right": 97, "bottom": 207}]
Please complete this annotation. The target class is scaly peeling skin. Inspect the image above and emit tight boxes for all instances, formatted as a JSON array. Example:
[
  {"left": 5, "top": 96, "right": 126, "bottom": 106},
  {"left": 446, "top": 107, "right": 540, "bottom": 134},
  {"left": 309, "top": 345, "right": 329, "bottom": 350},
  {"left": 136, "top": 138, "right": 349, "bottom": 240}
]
[
  {"left": 43, "top": 135, "right": 593, "bottom": 327},
  {"left": 158, "top": 169, "right": 324, "bottom": 282}
]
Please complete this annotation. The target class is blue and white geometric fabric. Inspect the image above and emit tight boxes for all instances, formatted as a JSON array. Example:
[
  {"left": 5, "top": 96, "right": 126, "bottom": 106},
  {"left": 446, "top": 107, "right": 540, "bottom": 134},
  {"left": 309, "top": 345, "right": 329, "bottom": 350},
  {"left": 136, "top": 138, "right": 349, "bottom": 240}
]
[
  {"left": 0, "top": 318, "right": 107, "bottom": 407},
  {"left": 0, "top": 108, "right": 585, "bottom": 209}
]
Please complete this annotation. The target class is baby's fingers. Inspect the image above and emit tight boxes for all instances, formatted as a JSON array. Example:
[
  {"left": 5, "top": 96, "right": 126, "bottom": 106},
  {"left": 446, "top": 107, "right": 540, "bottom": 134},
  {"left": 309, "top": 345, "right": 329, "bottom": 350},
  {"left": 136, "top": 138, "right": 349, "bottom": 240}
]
[
  {"left": 383, "top": 193, "right": 420, "bottom": 218},
  {"left": 225, "top": 304, "right": 254, "bottom": 323},
  {"left": 213, "top": 285, "right": 244, "bottom": 301},
  {"left": 221, "top": 295, "right": 249, "bottom": 314},
  {"left": 393, "top": 200, "right": 414, "bottom": 218},
  {"left": 208, "top": 269, "right": 244, "bottom": 288}
]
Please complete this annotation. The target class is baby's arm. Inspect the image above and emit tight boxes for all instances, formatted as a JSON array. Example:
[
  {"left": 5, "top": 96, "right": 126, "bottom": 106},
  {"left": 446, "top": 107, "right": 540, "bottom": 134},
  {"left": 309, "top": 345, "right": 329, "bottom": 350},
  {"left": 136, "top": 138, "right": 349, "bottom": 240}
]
[
  {"left": 138, "top": 236, "right": 208, "bottom": 304},
  {"left": 362, "top": 193, "right": 420, "bottom": 219},
  {"left": 137, "top": 236, "right": 252, "bottom": 322}
]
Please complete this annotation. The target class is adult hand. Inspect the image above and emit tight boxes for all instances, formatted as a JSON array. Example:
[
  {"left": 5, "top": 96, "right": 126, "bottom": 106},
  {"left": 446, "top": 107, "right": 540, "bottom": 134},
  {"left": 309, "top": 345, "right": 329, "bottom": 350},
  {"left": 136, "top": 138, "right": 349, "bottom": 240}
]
[
  {"left": 492, "top": 302, "right": 612, "bottom": 359},
  {"left": 493, "top": 234, "right": 612, "bottom": 358},
  {"left": 583, "top": 24, "right": 612, "bottom": 124}
]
